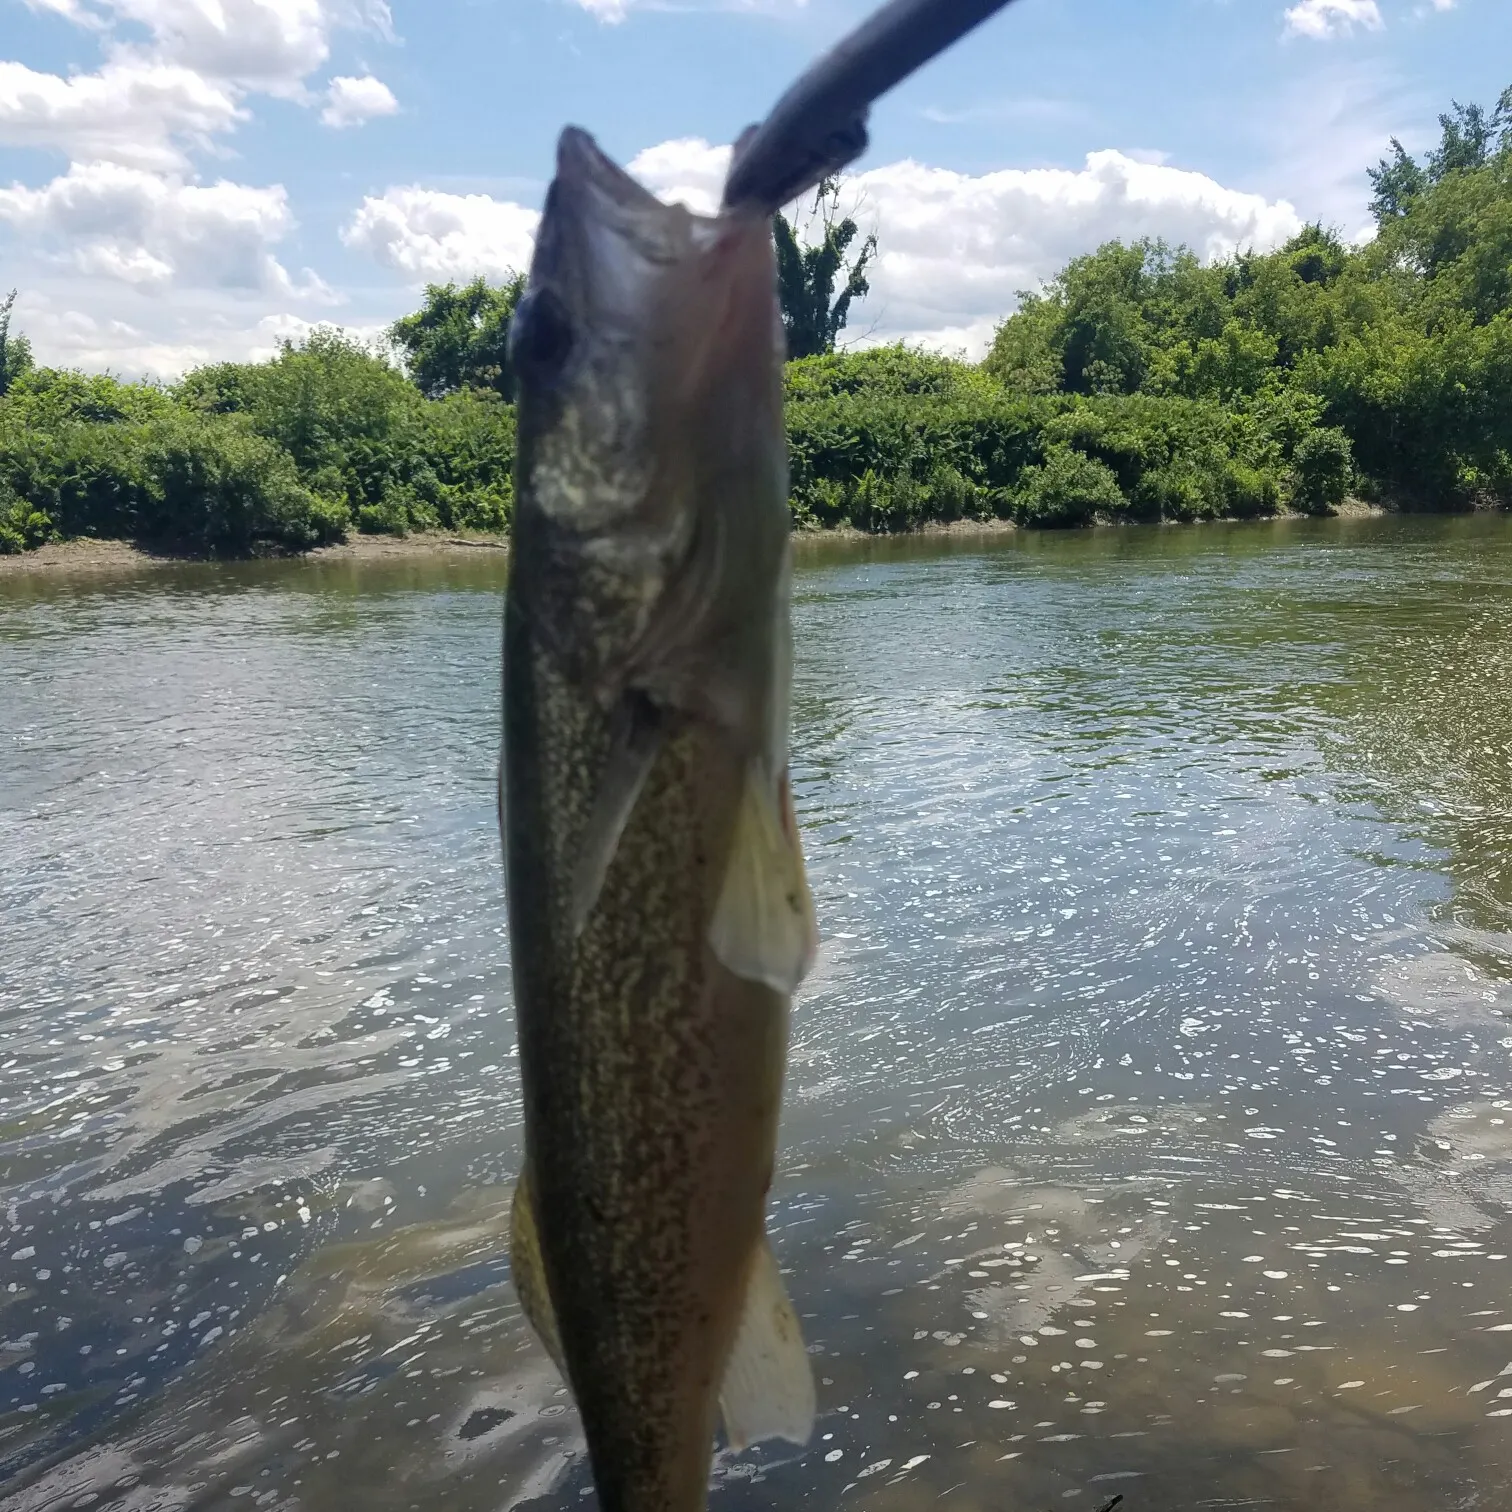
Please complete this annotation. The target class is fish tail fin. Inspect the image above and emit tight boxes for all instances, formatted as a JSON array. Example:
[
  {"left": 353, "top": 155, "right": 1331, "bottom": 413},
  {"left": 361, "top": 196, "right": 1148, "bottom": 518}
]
[
  {"left": 719, "top": 1235, "right": 816, "bottom": 1451},
  {"left": 510, "top": 1165, "right": 566, "bottom": 1372},
  {"left": 708, "top": 764, "right": 817, "bottom": 995}
]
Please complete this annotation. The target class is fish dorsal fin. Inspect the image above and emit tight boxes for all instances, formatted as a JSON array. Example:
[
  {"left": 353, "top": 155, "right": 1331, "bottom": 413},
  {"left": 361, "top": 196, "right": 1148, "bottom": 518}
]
[
  {"left": 708, "top": 766, "right": 817, "bottom": 994},
  {"left": 509, "top": 1166, "right": 565, "bottom": 1373},
  {"left": 719, "top": 1236, "right": 816, "bottom": 1451},
  {"left": 570, "top": 692, "right": 664, "bottom": 937}
]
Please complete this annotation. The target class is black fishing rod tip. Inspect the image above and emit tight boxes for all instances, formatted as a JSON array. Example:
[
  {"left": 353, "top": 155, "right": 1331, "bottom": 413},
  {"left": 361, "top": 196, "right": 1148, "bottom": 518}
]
[
  {"left": 719, "top": 0, "right": 1021, "bottom": 216},
  {"left": 723, "top": 112, "right": 870, "bottom": 215}
]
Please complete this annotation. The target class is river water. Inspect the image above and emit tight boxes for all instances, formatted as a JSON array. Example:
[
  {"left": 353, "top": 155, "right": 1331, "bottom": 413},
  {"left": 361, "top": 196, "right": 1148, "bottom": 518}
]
[{"left": 4, "top": 514, "right": 1512, "bottom": 1511}]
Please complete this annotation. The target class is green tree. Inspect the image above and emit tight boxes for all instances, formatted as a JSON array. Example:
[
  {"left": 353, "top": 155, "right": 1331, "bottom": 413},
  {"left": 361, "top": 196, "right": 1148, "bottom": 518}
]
[
  {"left": 177, "top": 328, "right": 516, "bottom": 534},
  {"left": 389, "top": 275, "right": 526, "bottom": 400},
  {"left": 986, "top": 240, "right": 1222, "bottom": 397},
  {"left": 1428, "top": 94, "right": 1510, "bottom": 179},
  {"left": 1013, "top": 445, "right": 1126, "bottom": 527},
  {"left": 1281, "top": 222, "right": 1350, "bottom": 287},
  {"left": 0, "top": 290, "right": 34, "bottom": 397},
  {"left": 1370, "top": 86, "right": 1512, "bottom": 224},
  {"left": 774, "top": 178, "right": 877, "bottom": 360},
  {"left": 1289, "top": 426, "right": 1354, "bottom": 514}
]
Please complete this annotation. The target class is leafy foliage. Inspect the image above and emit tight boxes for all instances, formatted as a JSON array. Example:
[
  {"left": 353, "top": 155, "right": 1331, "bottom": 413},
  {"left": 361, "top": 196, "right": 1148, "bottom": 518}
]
[
  {"left": 3, "top": 82, "right": 1511, "bottom": 556},
  {"left": 775, "top": 178, "right": 877, "bottom": 360},
  {"left": 0, "top": 329, "right": 515, "bottom": 554},
  {"left": 0, "top": 369, "right": 340, "bottom": 554},
  {"left": 388, "top": 276, "right": 526, "bottom": 400},
  {"left": 783, "top": 348, "right": 1292, "bottom": 530},
  {"left": 1368, "top": 140, "right": 1429, "bottom": 225},
  {"left": 1370, "top": 90, "right": 1512, "bottom": 224},
  {"left": 1289, "top": 428, "right": 1354, "bottom": 515},
  {"left": 1013, "top": 447, "right": 1125, "bottom": 528},
  {"left": 0, "top": 290, "right": 33, "bottom": 399},
  {"left": 984, "top": 83, "right": 1512, "bottom": 515}
]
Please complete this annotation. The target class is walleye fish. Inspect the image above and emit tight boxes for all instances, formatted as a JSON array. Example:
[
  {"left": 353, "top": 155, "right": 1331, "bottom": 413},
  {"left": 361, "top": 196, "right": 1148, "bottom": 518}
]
[{"left": 501, "top": 125, "right": 818, "bottom": 1512}]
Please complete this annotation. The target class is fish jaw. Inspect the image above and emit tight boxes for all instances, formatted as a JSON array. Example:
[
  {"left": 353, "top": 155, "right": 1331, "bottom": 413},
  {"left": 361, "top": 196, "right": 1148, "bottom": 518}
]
[{"left": 509, "top": 126, "right": 789, "bottom": 750}]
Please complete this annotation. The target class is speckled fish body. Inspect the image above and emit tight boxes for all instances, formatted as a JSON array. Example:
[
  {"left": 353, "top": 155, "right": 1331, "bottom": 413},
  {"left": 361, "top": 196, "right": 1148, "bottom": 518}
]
[{"left": 501, "top": 127, "right": 817, "bottom": 1512}]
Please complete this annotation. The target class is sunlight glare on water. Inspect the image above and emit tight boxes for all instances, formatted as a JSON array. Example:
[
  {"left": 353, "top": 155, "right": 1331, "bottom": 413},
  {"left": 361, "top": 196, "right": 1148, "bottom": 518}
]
[{"left": 4, "top": 514, "right": 1512, "bottom": 1510}]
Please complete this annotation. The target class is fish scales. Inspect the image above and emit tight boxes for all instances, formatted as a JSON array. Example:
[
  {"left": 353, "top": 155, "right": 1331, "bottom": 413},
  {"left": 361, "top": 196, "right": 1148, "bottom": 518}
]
[
  {"left": 505, "top": 624, "right": 785, "bottom": 1509},
  {"left": 501, "top": 126, "right": 816, "bottom": 1512}
]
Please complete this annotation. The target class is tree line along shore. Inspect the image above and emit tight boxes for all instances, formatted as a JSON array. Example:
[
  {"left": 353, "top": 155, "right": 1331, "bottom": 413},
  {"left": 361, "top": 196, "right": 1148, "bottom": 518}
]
[{"left": 1, "top": 83, "right": 1509, "bottom": 558}]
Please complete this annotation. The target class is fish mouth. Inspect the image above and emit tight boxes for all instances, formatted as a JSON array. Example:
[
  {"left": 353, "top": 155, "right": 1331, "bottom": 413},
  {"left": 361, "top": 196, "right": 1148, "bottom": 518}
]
[
  {"left": 524, "top": 126, "right": 777, "bottom": 398},
  {"left": 553, "top": 126, "right": 666, "bottom": 219},
  {"left": 528, "top": 128, "right": 678, "bottom": 308}
]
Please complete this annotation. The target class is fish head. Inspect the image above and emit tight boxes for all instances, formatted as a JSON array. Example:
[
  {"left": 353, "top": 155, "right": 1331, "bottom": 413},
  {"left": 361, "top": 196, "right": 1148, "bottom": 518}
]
[{"left": 509, "top": 126, "right": 785, "bottom": 690}]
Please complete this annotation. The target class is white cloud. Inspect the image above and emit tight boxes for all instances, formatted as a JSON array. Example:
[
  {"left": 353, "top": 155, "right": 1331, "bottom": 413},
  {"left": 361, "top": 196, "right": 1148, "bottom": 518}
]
[
  {"left": 0, "top": 58, "right": 243, "bottom": 170},
  {"left": 112, "top": 0, "right": 332, "bottom": 88},
  {"left": 626, "top": 137, "right": 728, "bottom": 214},
  {"left": 320, "top": 73, "right": 397, "bottom": 128},
  {"left": 19, "top": 0, "right": 100, "bottom": 21},
  {"left": 1, "top": 286, "right": 383, "bottom": 377},
  {"left": 1283, "top": 0, "right": 1384, "bottom": 40},
  {"left": 567, "top": 0, "right": 805, "bottom": 18},
  {"left": 628, "top": 138, "right": 1302, "bottom": 358},
  {"left": 341, "top": 186, "right": 539, "bottom": 283},
  {"left": 0, "top": 161, "right": 318, "bottom": 296},
  {"left": 2, "top": 0, "right": 401, "bottom": 375},
  {"left": 24, "top": 0, "right": 393, "bottom": 90},
  {"left": 0, "top": 0, "right": 394, "bottom": 373},
  {"left": 5, "top": 0, "right": 398, "bottom": 170},
  {"left": 851, "top": 157, "right": 1291, "bottom": 355}
]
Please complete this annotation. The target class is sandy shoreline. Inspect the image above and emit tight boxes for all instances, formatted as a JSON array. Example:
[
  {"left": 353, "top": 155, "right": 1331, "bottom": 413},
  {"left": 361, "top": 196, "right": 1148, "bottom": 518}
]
[
  {"left": 0, "top": 531, "right": 514, "bottom": 578},
  {"left": 0, "top": 522, "right": 1014, "bottom": 577},
  {"left": 0, "top": 504, "right": 1392, "bottom": 580}
]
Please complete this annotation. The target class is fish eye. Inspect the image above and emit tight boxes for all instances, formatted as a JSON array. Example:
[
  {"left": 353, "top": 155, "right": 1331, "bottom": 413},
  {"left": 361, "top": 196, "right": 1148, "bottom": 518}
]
[{"left": 509, "top": 288, "right": 576, "bottom": 387}]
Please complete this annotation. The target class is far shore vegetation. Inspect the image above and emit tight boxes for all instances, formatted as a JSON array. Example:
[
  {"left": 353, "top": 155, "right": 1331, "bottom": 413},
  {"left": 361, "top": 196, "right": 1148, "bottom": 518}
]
[{"left": 2, "top": 83, "right": 1510, "bottom": 557}]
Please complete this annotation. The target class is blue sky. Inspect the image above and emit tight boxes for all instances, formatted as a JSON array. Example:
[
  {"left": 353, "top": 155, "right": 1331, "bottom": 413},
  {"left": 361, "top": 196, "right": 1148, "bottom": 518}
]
[{"left": 1, "top": 0, "right": 1508, "bottom": 375}]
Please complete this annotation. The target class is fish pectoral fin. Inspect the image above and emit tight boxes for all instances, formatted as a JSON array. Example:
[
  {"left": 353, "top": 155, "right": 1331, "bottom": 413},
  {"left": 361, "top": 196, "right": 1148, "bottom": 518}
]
[
  {"left": 570, "top": 692, "right": 664, "bottom": 936},
  {"left": 708, "top": 766, "right": 817, "bottom": 994},
  {"left": 509, "top": 1166, "right": 565, "bottom": 1374},
  {"left": 719, "top": 1236, "right": 816, "bottom": 1451}
]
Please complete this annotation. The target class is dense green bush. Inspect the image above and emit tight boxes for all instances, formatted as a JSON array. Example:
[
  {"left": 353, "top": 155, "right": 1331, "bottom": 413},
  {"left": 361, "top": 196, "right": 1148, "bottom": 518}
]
[
  {"left": 785, "top": 348, "right": 1043, "bottom": 528},
  {"left": 794, "top": 460, "right": 993, "bottom": 533},
  {"left": 1012, "top": 446, "right": 1126, "bottom": 527},
  {"left": 0, "top": 331, "right": 517, "bottom": 554},
  {"left": 1132, "top": 463, "right": 1208, "bottom": 522},
  {"left": 0, "top": 476, "right": 46, "bottom": 553},
  {"left": 2, "top": 80, "right": 1509, "bottom": 556},
  {"left": 983, "top": 86, "right": 1512, "bottom": 515},
  {"left": 783, "top": 350, "right": 1297, "bottom": 530},
  {"left": 0, "top": 384, "right": 345, "bottom": 553},
  {"left": 134, "top": 412, "right": 344, "bottom": 552},
  {"left": 1289, "top": 427, "right": 1354, "bottom": 514},
  {"left": 176, "top": 330, "right": 512, "bottom": 536},
  {"left": 1220, "top": 460, "right": 1281, "bottom": 519}
]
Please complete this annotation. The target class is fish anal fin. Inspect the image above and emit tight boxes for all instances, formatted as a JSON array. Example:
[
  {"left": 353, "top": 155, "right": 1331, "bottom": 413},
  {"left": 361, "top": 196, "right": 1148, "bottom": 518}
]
[
  {"left": 719, "top": 1236, "right": 815, "bottom": 1451},
  {"left": 708, "top": 766, "right": 817, "bottom": 994},
  {"left": 570, "top": 692, "right": 664, "bottom": 936},
  {"left": 509, "top": 1167, "right": 565, "bottom": 1373}
]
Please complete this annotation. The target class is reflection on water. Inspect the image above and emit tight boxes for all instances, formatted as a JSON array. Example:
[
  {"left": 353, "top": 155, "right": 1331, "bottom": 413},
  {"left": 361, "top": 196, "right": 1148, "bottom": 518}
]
[{"left": 4, "top": 514, "right": 1512, "bottom": 1509}]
